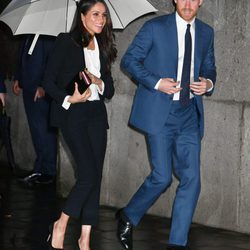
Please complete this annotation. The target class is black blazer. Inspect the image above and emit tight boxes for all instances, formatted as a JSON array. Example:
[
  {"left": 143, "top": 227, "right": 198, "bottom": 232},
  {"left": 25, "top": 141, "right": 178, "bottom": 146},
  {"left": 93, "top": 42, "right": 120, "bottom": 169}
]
[{"left": 43, "top": 33, "right": 115, "bottom": 127}]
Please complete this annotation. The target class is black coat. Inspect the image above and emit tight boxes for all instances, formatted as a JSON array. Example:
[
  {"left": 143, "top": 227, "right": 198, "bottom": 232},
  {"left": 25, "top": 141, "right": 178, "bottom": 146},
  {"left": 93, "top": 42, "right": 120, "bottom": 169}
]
[{"left": 43, "top": 33, "right": 115, "bottom": 128}]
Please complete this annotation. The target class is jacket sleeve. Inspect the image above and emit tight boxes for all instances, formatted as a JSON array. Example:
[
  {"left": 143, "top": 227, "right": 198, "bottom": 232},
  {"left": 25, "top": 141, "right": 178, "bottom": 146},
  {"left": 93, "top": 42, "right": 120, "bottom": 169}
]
[
  {"left": 120, "top": 21, "right": 159, "bottom": 90},
  {"left": 200, "top": 29, "right": 217, "bottom": 96},
  {"left": 37, "top": 36, "right": 56, "bottom": 87},
  {"left": 101, "top": 69, "right": 115, "bottom": 100},
  {"left": 14, "top": 39, "right": 25, "bottom": 84},
  {"left": 42, "top": 33, "right": 70, "bottom": 104}
]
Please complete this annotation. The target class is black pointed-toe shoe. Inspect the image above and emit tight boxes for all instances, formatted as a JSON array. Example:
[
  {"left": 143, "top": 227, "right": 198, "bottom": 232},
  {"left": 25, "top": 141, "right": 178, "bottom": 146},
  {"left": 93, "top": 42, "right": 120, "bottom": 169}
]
[
  {"left": 116, "top": 209, "right": 133, "bottom": 250},
  {"left": 47, "top": 224, "right": 63, "bottom": 250}
]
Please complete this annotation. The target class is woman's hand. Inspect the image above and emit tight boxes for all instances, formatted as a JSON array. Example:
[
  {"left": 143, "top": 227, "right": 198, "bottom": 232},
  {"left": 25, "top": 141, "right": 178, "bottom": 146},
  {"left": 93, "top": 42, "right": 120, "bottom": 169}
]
[
  {"left": 68, "top": 83, "right": 92, "bottom": 104},
  {"left": 85, "top": 69, "right": 103, "bottom": 91}
]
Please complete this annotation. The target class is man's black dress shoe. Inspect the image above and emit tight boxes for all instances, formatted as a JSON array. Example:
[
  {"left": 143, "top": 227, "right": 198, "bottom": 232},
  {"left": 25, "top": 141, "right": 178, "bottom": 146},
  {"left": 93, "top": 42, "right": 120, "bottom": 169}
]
[
  {"left": 167, "top": 244, "right": 191, "bottom": 250},
  {"left": 116, "top": 209, "right": 133, "bottom": 250}
]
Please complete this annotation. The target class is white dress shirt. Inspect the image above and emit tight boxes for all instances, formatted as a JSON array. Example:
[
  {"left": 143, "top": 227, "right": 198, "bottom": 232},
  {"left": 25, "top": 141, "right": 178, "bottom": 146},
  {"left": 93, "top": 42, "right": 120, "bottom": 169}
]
[
  {"left": 173, "top": 12, "right": 195, "bottom": 100},
  {"left": 155, "top": 12, "right": 213, "bottom": 99},
  {"left": 62, "top": 36, "right": 104, "bottom": 110}
]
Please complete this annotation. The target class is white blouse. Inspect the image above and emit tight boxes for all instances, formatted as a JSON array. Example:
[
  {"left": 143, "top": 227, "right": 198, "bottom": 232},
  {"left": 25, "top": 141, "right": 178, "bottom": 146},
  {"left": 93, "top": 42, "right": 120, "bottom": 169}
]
[
  {"left": 62, "top": 36, "right": 104, "bottom": 110},
  {"left": 84, "top": 36, "right": 104, "bottom": 101}
]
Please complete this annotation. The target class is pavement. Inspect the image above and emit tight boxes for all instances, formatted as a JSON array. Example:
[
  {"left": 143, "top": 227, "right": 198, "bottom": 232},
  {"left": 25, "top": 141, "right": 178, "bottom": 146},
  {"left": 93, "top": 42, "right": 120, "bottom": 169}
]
[{"left": 1, "top": 162, "right": 250, "bottom": 250}]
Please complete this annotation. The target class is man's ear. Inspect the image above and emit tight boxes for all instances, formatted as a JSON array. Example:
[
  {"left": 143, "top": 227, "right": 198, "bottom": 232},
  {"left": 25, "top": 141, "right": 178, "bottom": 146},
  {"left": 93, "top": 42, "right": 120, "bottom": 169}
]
[{"left": 199, "top": 0, "right": 203, "bottom": 6}]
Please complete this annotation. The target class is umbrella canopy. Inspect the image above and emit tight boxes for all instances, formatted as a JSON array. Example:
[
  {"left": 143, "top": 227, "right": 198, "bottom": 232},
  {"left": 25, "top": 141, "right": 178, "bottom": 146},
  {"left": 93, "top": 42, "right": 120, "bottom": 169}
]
[
  {"left": 0, "top": 0, "right": 157, "bottom": 53},
  {"left": 0, "top": 0, "right": 157, "bottom": 35},
  {"left": 0, "top": 0, "right": 76, "bottom": 36},
  {"left": 106, "top": 0, "right": 157, "bottom": 29}
]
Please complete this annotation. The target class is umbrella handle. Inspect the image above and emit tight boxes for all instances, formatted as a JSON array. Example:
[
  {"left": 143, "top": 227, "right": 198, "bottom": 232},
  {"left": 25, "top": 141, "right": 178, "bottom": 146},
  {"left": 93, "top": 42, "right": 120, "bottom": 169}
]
[{"left": 28, "top": 34, "right": 40, "bottom": 55}]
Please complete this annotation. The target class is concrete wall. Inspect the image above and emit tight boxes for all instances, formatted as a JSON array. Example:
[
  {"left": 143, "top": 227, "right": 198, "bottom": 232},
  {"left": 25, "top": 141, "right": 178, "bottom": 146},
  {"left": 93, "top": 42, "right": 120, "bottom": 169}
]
[{"left": 4, "top": 0, "right": 250, "bottom": 234}]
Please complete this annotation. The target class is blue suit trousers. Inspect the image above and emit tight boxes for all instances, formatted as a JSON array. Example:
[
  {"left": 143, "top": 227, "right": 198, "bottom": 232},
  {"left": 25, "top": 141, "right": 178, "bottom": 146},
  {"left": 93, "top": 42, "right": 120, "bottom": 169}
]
[
  {"left": 124, "top": 100, "right": 201, "bottom": 246},
  {"left": 23, "top": 91, "right": 57, "bottom": 176}
]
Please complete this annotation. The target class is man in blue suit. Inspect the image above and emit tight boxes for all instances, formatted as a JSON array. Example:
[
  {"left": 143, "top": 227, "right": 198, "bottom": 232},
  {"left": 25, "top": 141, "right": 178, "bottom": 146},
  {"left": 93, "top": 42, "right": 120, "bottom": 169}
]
[
  {"left": 13, "top": 35, "right": 57, "bottom": 186},
  {"left": 116, "top": 0, "right": 216, "bottom": 250}
]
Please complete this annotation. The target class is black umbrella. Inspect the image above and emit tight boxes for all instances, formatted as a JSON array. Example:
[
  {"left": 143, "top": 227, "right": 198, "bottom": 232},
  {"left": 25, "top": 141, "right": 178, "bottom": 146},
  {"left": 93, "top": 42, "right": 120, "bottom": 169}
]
[{"left": 0, "top": 105, "right": 16, "bottom": 172}]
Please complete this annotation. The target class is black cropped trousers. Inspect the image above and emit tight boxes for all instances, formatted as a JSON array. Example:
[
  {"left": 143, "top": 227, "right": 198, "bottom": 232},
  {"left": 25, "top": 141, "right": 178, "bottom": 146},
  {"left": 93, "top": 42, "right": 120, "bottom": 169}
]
[{"left": 60, "top": 102, "right": 107, "bottom": 225}]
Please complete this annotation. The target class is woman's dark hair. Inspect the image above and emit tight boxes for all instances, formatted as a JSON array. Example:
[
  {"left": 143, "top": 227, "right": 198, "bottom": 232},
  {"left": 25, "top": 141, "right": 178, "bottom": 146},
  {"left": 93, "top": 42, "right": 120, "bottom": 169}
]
[
  {"left": 71, "top": 0, "right": 117, "bottom": 71},
  {"left": 172, "top": 0, "right": 176, "bottom": 9}
]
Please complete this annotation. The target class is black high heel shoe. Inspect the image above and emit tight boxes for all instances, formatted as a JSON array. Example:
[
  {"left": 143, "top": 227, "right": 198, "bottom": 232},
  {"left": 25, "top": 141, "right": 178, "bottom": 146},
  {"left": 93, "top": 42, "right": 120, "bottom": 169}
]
[{"left": 47, "top": 223, "right": 64, "bottom": 250}]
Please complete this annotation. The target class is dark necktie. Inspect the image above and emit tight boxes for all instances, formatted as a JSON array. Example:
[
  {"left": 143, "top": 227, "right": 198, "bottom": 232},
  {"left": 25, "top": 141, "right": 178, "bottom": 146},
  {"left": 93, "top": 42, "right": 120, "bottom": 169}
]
[{"left": 180, "top": 24, "right": 192, "bottom": 106}]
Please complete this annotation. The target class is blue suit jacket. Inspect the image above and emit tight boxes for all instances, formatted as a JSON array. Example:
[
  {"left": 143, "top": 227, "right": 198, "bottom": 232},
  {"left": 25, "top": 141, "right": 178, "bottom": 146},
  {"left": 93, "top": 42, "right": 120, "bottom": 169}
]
[
  {"left": 121, "top": 13, "right": 216, "bottom": 137},
  {"left": 15, "top": 35, "right": 55, "bottom": 94}
]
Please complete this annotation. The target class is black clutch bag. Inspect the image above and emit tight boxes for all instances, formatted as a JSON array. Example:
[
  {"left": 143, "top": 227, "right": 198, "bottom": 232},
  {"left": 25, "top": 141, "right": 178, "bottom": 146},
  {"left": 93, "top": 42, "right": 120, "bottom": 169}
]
[{"left": 66, "top": 70, "right": 91, "bottom": 95}]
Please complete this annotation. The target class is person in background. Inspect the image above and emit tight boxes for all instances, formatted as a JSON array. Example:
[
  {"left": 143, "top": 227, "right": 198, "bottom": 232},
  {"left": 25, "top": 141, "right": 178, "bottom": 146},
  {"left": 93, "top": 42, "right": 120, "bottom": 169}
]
[
  {"left": 13, "top": 34, "right": 57, "bottom": 185},
  {"left": 0, "top": 21, "right": 19, "bottom": 107},
  {"left": 116, "top": 0, "right": 216, "bottom": 250},
  {"left": 0, "top": 74, "right": 6, "bottom": 106},
  {"left": 42, "top": 0, "right": 117, "bottom": 249},
  {"left": 0, "top": 22, "right": 19, "bottom": 173}
]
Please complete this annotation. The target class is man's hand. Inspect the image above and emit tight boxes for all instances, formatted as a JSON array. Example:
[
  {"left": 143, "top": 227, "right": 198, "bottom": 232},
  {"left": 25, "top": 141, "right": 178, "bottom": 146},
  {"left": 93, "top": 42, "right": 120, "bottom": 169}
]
[
  {"left": 13, "top": 80, "right": 22, "bottom": 96},
  {"left": 0, "top": 93, "right": 6, "bottom": 106},
  {"left": 68, "top": 83, "right": 92, "bottom": 104},
  {"left": 190, "top": 77, "right": 212, "bottom": 95},
  {"left": 34, "top": 87, "right": 45, "bottom": 102},
  {"left": 158, "top": 78, "right": 182, "bottom": 95}
]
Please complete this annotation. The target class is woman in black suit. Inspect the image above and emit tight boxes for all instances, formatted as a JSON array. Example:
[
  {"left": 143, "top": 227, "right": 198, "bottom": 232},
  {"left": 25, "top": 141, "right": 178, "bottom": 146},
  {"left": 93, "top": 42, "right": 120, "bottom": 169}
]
[{"left": 43, "top": 0, "right": 117, "bottom": 249}]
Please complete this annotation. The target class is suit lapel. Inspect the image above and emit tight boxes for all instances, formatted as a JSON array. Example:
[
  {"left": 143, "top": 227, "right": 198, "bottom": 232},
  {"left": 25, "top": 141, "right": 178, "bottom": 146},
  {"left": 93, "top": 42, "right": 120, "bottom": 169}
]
[
  {"left": 194, "top": 19, "right": 203, "bottom": 81},
  {"left": 165, "top": 13, "right": 178, "bottom": 79},
  {"left": 96, "top": 36, "right": 106, "bottom": 77}
]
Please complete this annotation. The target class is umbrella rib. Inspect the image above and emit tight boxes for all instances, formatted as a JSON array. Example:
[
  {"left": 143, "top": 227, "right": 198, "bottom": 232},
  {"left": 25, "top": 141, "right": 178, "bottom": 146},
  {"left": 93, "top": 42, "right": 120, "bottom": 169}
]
[
  {"left": 106, "top": 0, "right": 124, "bottom": 28},
  {"left": 65, "top": 0, "right": 69, "bottom": 32},
  {"left": 14, "top": 7, "right": 30, "bottom": 34}
]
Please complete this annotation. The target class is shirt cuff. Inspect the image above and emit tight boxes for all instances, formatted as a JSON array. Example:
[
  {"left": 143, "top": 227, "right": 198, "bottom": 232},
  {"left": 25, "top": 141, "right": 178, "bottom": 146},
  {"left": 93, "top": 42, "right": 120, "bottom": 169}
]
[
  {"left": 206, "top": 79, "right": 214, "bottom": 92},
  {"left": 154, "top": 79, "right": 162, "bottom": 90},
  {"left": 97, "top": 81, "right": 105, "bottom": 95},
  {"left": 62, "top": 95, "right": 71, "bottom": 110}
]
